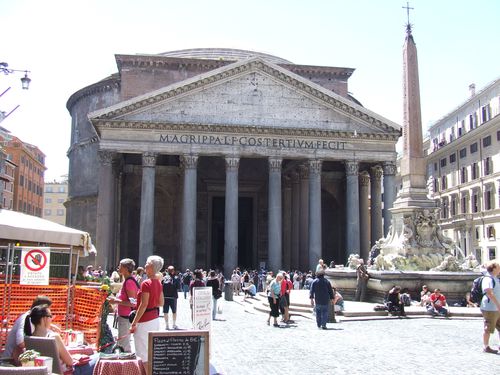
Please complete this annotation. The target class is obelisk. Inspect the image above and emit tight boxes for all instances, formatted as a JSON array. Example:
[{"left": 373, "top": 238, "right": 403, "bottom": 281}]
[{"left": 393, "top": 22, "right": 434, "bottom": 210}]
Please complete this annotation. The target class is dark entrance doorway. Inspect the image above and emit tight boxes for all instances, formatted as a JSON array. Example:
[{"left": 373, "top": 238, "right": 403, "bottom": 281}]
[{"left": 211, "top": 196, "right": 254, "bottom": 270}]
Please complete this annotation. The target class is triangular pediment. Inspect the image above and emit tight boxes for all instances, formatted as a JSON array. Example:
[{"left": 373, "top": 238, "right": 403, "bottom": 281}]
[{"left": 90, "top": 57, "right": 400, "bottom": 137}]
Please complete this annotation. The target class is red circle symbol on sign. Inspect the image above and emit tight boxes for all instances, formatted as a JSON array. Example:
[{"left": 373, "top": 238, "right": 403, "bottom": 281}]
[{"left": 24, "top": 249, "right": 47, "bottom": 272}]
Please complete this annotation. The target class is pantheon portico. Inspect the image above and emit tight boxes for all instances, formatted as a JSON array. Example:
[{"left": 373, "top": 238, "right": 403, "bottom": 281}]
[{"left": 66, "top": 49, "right": 400, "bottom": 274}]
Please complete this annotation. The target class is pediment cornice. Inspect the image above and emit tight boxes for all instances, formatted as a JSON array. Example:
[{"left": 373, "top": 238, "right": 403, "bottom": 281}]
[{"left": 91, "top": 57, "right": 401, "bottom": 134}]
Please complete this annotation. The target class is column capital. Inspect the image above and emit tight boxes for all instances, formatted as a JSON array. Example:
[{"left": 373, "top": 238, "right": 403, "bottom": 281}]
[
  {"left": 370, "top": 165, "right": 383, "bottom": 180},
  {"left": 308, "top": 159, "right": 323, "bottom": 175},
  {"left": 142, "top": 152, "right": 157, "bottom": 167},
  {"left": 359, "top": 171, "right": 370, "bottom": 187},
  {"left": 298, "top": 164, "right": 309, "bottom": 179},
  {"left": 268, "top": 157, "right": 282, "bottom": 173},
  {"left": 98, "top": 150, "right": 116, "bottom": 166},
  {"left": 344, "top": 160, "right": 359, "bottom": 176},
  {"left": 180, "top": 154, "right": 198, "bottom": 170},
  {"left": 283, "top": 174, "right": 292, "bottom": 188},
  {"left": 383, "top": 161, "right": 397, "bottom": 176},
  {"left": 225, "top": 156, "right": 240, "bottom": 171}
]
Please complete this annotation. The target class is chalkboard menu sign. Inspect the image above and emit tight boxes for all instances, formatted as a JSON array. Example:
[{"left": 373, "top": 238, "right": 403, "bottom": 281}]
[{"left": 148, "top": 330, "right": 209, "bottom": 375}]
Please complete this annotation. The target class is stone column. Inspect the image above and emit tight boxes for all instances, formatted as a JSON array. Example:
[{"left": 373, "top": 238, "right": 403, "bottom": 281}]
[
  {"left": 96, "top": 150, "right": 117, "bottom": 270},
  {"left": 268, "top": 157, "right": 282, "bottom": 273},
  {"left": 382, "top": 161, "right": 397, "bottom": 236},
  {"left": 308, "top": 159, "right": 322, "bottom": 271},
  {"left": 465, "top": 225, "right": 472, "bottom": 256},
  {"left": 370, "top": 166, "right": 383, "bottom": 246},
  {"left": 180, "top": 154, "right": 198, "bottom": 271},
  {"left": 282, "top": 175, "right": 292, "bottom": 272},
  {"left": 359, "top": 172, "right": 370, "bottom": 261},
  {"left": 299, "top": 164, "right": 309, "bottom": 269},
  {"left": 290, "top": 171, "right": 300, "bottom": 269},
  {"left": 224, "top": 156, "right": 239, "bottom": 276},
  {"left": 345, "top": 161, "right": 360, "bottom": 256},
  {"left": 139, "top": 152, "right": 157, "bottom": 267}
]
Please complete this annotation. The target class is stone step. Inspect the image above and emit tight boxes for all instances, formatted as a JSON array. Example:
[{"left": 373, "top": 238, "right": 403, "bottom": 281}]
[{"left": 232, "top": 289, "right": 482, "bottom": 320}]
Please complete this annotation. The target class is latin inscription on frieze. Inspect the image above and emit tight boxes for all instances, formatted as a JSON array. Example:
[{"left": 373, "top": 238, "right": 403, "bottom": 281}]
[{"left": 159, "top": 133, "right": 346, "bottom": 151}]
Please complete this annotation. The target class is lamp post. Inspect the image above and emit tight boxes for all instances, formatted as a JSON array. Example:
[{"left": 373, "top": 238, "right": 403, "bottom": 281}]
[
  {"left": 1, "top": 62, "right": 31, "bottom": 90},
  {"left": 0, "top": 61, "right": 31, "bottom": 208}
]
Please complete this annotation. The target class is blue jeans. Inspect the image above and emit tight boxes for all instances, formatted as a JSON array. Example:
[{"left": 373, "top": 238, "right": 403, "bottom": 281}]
[
  {"left": 427, "top": 305, "right": 448, "bottom": 316},
  {"left": 73, "top": 352, "right": 99, "bottom": 375},
  {"left": 315, "top": 304, "right": 329, "bottom": 328},
  {"left": 182, "top": 284, "right": 189, "bottom": 299}
]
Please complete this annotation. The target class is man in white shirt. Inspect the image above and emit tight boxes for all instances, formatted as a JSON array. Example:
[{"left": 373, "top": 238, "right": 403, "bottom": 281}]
[{"left": 2, "top": 295, "right": 57, "bottom": 365}]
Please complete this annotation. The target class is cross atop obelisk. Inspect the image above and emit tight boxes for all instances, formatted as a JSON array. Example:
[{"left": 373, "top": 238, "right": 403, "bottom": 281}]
[{"left": 402, "top": 2, "right": 414, "bottom": 32}]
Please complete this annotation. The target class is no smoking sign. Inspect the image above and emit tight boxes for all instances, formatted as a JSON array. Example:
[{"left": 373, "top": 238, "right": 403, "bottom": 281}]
[
  {"left": 20, "top": 247, "right": 51, "bottom": 285},
  {"left": 24, "top": 249, "right": 48, "bottom": 271}
]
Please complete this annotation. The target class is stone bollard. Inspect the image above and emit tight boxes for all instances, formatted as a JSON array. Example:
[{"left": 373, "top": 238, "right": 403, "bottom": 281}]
[{"left": 224, "top": 281, "right": 233, "bottom": 301}]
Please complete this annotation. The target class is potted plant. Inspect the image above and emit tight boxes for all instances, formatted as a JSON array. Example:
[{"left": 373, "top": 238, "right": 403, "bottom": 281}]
[{"left": 19, "top": 349, "right": 40, "bottom": 367}]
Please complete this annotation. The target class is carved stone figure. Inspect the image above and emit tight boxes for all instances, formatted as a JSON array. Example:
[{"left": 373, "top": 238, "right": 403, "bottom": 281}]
[
  {"left": 414, "top": 210, "right": 437, "bottom": 248},
  {"left": 430, "top": 255, "right": 460, "bottom": 272},
  {"left": 347, "top": 254, "right": 361, "bottom": 269},
  {"left": 460, "top": 254, "right": 480, "bottom": 271}
]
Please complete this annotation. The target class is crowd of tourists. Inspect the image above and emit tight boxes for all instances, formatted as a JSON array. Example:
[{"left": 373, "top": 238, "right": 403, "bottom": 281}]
[{"left": 2, "top": 256, "right": 499, "bottom": 374}]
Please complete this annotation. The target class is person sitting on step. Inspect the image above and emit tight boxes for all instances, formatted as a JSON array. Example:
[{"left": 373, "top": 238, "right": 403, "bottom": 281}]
[
  {"left": 386, "top": 286, "right": 406, "bottom": 317},
  {"left": 243, "top": 280, "right": 257, "bottom": 300},
  {"left": 427, "top": 288, "right": 449, "bottom": 317}
]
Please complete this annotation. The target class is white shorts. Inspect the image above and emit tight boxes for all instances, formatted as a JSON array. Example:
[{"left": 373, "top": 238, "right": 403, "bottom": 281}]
[{"left": 133, "top": 318, "right": 160, "bottom": 362}]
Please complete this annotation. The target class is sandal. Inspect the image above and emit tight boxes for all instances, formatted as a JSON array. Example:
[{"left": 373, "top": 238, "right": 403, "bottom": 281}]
[{"left": 273, "top": 323, "right": 279, "bottom": 327}]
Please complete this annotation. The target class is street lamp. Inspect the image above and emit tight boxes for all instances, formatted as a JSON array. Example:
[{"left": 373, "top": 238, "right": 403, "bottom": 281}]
[{"left": 1, "top": 62, "right": 31, "bottom": 90}]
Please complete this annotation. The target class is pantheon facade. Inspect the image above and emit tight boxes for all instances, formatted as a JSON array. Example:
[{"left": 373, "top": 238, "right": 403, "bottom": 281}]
[{"left": 66, "top": 49, "right": 400, "bottom": 274}]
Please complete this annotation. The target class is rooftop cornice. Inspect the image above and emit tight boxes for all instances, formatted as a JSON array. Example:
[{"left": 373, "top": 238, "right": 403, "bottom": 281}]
[
  {"left": 90, "top": 57, "right": 400, "bottom": 134},
  {"left": 115, "top": 54, "right": 230, "bottom": 71},
  {"left": 115, "top": 54, "right": 355, "bottom": 77},
  {"left": 428, "top": 77, "right": 500, "bottom": 131},
  {"left": 281, "top": 63, "right": 354, "bottom": 77},
  {"left": 66, "top": 75, "right": 121, "bottom": 111},
  {"left": 427, "top": 113, "right": 500, "bottom": 158}
]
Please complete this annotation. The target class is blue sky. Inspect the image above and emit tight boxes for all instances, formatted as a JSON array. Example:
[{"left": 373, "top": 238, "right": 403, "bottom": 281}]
[{"left": 1, "top": 0, "right": 498, "bottom": 180}]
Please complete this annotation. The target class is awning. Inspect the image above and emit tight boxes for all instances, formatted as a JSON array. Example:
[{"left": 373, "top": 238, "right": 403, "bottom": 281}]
[{"left": 0, "top": 209, "right": 95, "bottom": 256}]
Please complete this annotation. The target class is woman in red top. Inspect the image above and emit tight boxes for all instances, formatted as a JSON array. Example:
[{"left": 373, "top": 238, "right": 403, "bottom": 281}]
[{"left": 130, "top": 255, "right": 164, "bottom": 366}]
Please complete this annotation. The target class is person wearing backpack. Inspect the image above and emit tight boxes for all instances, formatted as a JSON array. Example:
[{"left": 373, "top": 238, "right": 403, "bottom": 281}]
[
  {"left": 480, "top": 261, "right": 500, "bottom": 354},
  {"left": 162, "top": 265, "right": 181, "bottom": 330},
  {"left": 108, "top": 258, "right": 139, "bottom": 352}
]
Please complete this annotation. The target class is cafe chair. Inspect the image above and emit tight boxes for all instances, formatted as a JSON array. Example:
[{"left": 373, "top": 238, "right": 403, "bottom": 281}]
[
  {"left": 0, "top": 367, "right": 48, "bottom": 374},
  {"left": 24, "top": 336, "right": 62, "bottom": 375}
]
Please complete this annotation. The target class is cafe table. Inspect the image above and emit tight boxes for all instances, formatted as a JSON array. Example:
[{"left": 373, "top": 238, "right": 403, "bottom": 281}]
[{"left": 92, "top": 357, "right": 146, "bottom": 375}]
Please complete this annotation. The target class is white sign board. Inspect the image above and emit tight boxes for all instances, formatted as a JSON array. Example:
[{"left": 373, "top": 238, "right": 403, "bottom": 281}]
[
  {"left": 192, "top": 287, "right": 212, "bottom": 331},
  {"left": 20, "top": 247, "right": 50, "bottom": 285}
]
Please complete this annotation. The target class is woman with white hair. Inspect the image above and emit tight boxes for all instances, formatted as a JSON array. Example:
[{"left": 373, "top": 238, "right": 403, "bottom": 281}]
[{"left": 130, "top": 255, "right": 164, "bottom": 368}]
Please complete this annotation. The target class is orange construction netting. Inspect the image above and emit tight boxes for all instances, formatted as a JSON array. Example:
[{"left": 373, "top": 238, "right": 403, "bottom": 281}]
[
  {"left": 70, "top": 286, "right": 107, "bottom": 344},
  {"left": 0, "top": 283, "right": 107, "bottom": 348}
]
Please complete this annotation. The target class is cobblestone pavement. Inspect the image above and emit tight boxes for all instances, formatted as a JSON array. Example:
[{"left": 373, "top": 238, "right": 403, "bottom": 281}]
[{"left": 110, "top": 294, "right": 499, "bottom": 375}]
